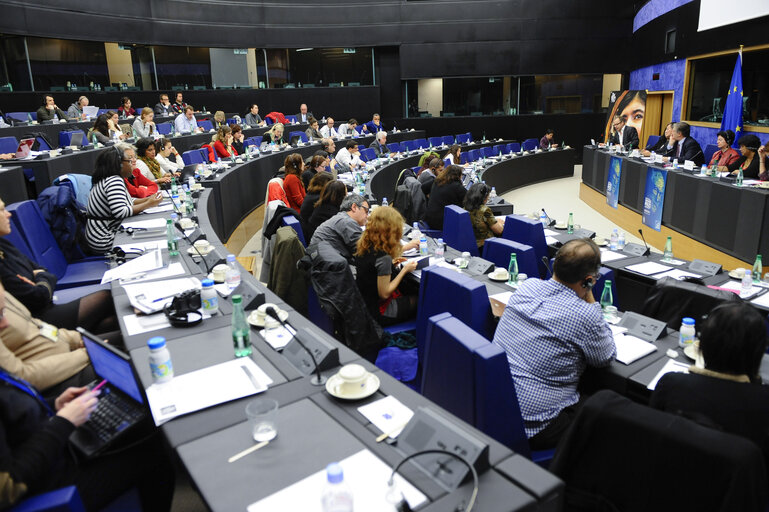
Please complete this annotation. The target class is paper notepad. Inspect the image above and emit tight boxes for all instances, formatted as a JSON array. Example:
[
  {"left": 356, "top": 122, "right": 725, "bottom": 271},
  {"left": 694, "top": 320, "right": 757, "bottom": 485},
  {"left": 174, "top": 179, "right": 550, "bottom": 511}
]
[
  {"left": 652, "top": 268, "right": 700, "bottom": 281},
  {"left": 614, "top": 333, "right": 657, "bottom": 365},
  {"left": 101, "top": 249, "right": 163, "bottom": 284},
  {"left": 357, "top": 396, "right": 414, "bottom": 440},
  {"left": 601, "top": 250, "right": 627, "bottom": 263},
  {"left": 647, "top": 359, "right": 690, "bottom": 390},
  {"left": 121, "top": 217, "right": 167, "bottom": 230},
  {"left": 625, "top": 261, "right": 672, "bottom": 276}
]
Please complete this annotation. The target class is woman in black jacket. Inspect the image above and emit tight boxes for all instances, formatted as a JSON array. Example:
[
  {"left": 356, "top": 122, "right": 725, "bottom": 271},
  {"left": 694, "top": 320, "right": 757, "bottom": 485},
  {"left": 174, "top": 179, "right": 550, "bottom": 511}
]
[
  {"left": 300, "top": 172, "right": 333, "bottom": 230},
  {"left": 308, "top": 181, "right": 347, "bottom": 241},
  {"left": 423, "top": 164, "right": 467, "bottom": 230}
]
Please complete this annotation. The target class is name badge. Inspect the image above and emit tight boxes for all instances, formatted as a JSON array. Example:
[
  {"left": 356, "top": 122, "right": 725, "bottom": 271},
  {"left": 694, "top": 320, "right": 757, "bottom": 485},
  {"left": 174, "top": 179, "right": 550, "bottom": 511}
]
[{"left": 39, "top": 322, "right": 59, "bottom": 342}]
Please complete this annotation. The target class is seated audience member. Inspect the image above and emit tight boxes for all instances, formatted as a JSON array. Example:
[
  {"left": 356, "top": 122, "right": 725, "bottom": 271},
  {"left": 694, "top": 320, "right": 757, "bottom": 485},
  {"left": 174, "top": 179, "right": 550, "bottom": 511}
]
[
  {"left": 364, "top": 113, "right": 384, "bottom": 133},
  {"left": 174, "top": 105, "right": 202, "bottom": 134},
  {"left": 36, "top": 95, "right": 67, "bottom": 122},
  {"left": 171, "top": 91, "right": 187, "bottom": 114},
  {"left": 354, "top": 206, "right": 420, "bottom": 326},
  {"left": 418, "top": 151, "right": 440, "bottom": 174},
  {"left": 265, "top": 122, "right": 286, "bottom": 145},
  {"left": 107, "top": 111, "right": 128, "bottom": 140},
  {"left": 85, "top": 144, "right": 163, "bottom": 254},
  {"left": 320, "top": 117, "right": 339, "bottom": 139},
  {"left": 302, "top": 153, "right": 330, "bottom": 189},
  {"left": 66, "top": 96, "right": 88, "bottom": 120},
  {"left": 492, "top": 238, "right": 616, "bottom": 449},
  {"left": 154, "top": 93, "right": 173, "bottom": 116},
  {"left": 651, "top": 302, "right": 769, "bottom": 464},
  {"left": 155, "top": 138, "right": 183, "bottom": 174},
  {"left": 759, "top": 145, "right": 768, "bottom": 181},
  {"left": 709, "top": 130, "right": 739, "bottom": 168},
  {"left": 308, "top": 180, "right": 347, "bottom": 240},
  {"left": 211, "top": 110, "right": 227, "bottom": 130},
  {"left": 305, "top": 117, "right": 323, "bottom": 141},
  {"left": 213, "top": 125, "right": 238, "bottom": 159},
  {"left": 300, "top": 172, "right": 334, "bottom": 228},
  {"left": 369, "top": 131, "right": 390, "bottom": 157},
  {"left": 282, "top": 153, "right": 306, "bottom": 212},
  {"left": 245, "top": 104, "right": 265, "bottom": 128},
  {"left": 117, "top": 96, "right": 135, "bottom": 119},
  {"left": 124, "top": 160, "right": 159, "bottom": 199},
  {"left": 336, "top": 140, "right": 363, "bottom": 170},
  {"left": 231, "top": 124, "right": 245, "bottom": 155},
  {"left": 724, "top": 134, "right": 761, "bottom": 179},
  {"left": 464, "top": 183, "right": 504, "bottom": 248},
  {"left": 418, "top": 157, "right": 444, "bottom": 197},
  {"left": 423, "top": 164, "right": 466, "bottom": 230},
  {"left": 337, "top": 118, "right": 359, "bottom": 137},
  {"left": 0, "top": 200, "right": 116, "bottom": 332},
  {"left": 88, "top": 114, "right": 114, "bottom": 145},
  {"left": 136, "top": 138, "right": 172, "bottom": 185},
  {"left": 662, "top": 122, "right": 704, "bottom": 166},
  {"left": 320, "top": 139, "right": 338, "bottom": 171},
  {"left": 539, "top": 129, "right": 558, "bottom": 150},
  {"left": 131, "top": 107, "right": 156, "bottom": 138},
  {"left": 308, "top": 194, "right": 370, "bottom": 261},
  {"left": 297, "top": 104, "right": 312, "bottom": 123},
  {"left": 607, "top": 115, "right": 639, "bottom": 150},
  {"left": 444, "top": 144, "right": 461, "bottom": 165},
  {"left": 642, "top": 122, "right": 673, "bottom": 156}
]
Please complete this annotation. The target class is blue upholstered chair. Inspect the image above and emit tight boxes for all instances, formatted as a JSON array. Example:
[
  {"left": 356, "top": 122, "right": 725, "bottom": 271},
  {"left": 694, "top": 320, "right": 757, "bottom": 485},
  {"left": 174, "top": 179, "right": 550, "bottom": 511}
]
[
  {"left": 156, "top": 122, "right": 172, "bottom": 135},
  {"left": 0, "top": 136, "right": 18, "bottom": 153},
  {"left": 645, "top": 135, "right": 660, "bottom": 150},
  {"left": 522, "top": 138, "right": 539, "bottom": 151},
  {"left": 428, "top": 137, "right": 443, "bottom": 148},
  {"left": 442, "top": 135, "right": 455, "bottom": 146},
  {"left": 455, "top": 132, "right": 472, "bottom": 144},
  {"left": 501, "top": 215, "right": 549, "bottom": 277},
  {"left": 703, "top": 144, "right": 718, "bottom": 165},
  {"left": 481, "top": 146, "right": 495, "bottom": 159},
  {"left": 280, "top": 215, "right": 306, "bottom": 247},
  {"left": 467, "top": 149, "right": 480, "bottom": 162},
  {"left": 482, "top": 238, "right": 538, "bottom": 278},
  {"left": 442, "top": 205, "right": 479, "bottom": 257},
  {"left": 359, "top": 148, "right": 377, "bottom": 162},
  {"left": 197, "top": 119, "right": 214, "bottom": 131},
  {"left": 182, "top": 149, "right": 206, "bottom": 165},
  {"left": 506, "top": 142, "right": 521, "bottom": 153},
  {"left": 288, "top": 130, "right": 308, "bottom": 143},
  {"left": 387, "top": 142, "right": 402, "bottom": 154}
]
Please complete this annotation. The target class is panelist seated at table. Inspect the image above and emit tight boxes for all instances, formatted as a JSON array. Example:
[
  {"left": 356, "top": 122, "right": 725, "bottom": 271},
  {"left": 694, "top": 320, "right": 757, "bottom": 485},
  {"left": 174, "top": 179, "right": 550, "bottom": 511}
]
[
  {"left": 131, "top": 108, "right": 156, "bottom": 139},
  {"left": 172, "top": 92, "right": 188, "bottom": 114},
  {"left": 300, "top": 172, "right": 334, "bottom": 230},
  {"left": 36, "top": 95, "right": 68, "bottom": 122},
  {"left": 337, "top": 118, "right": 359, "bottom": 137},
  {"left": 153, "top": 93, "right": 173, "bottom": 116},
  {"left": 85, "top": 144, "right": 163, "bottom": 254},
  {"left": 308, "top": 181, "right": 347, "bottom": 241},
  {"left": 0, "top": 365, "right": 175, "bottom": 511},
  {"left": 124, "top": 164, "right": 159, "bottom": 199},
  {"left": 661, "top": 122, "right": 704, "bottom": 166},
  {"left": 423, "top": 165, "right": 467, "bottom": 230},
  {"left": 66, "top": 96, "right": 89, "bottom": 120},
  {"left": 301, "top": 153, "right": 331, "bottom": 190},
  {"left": 369, "top": 131, "right": 390, "bottom": 157},
  {"left": 492, "top": 239, "right": 616, "bottom": 450},
  {"left": 117, "top": 96, "right": 135, "bottom": 119},
  {"left": 154, "top": 137, "right": 183, "bottom": 174},
  {"left": 174, "top": 106, "right": 203, "bottom": 135},
  {"left": 606, "top": 115, "right": 639, "bottom": 150},
  {"left": 320, "top": 117, "right": 339, "bottom": 139},
  {"left": 539, "top": 128, "right": 559, "bottom": 150},
  {"left": 354, "top": 206, "right": 420, "bottom": 327},
  {"left": 722, "top": 134, "right": 763, "bottom": 179},
  {"left": 264, "top": 122, "right": 287, "bottom": 146},
  {"left": 364, "top": 113, "right": 384, "bottom": 134},
  {"left": 135, "top": 138, "right": 173, "bottom": 186},
  {"left": 708, "top": 130, "right": 739, "bottom": 168},
  {"left": 212, "top": 125, "right": 239, "bottom": 159},
  {"left": 642, "top": 122, "right": 673, "bottom": 157},
  {"left": 464, "top": 183, "right": 504, "bottom": 249},
  {"left": 305, "top": 117, "right": 323, "bottom": 141},
  {"left": 444, "top": 144, "right": 462, "bottom": 166},
  {"left": 418, "top": 157, "right": 444, "bottom": 198},
  {"left": 296, "top": 103, "right": 313, "bottom": 124},
  {"left": 244, "top": 104, "right": 265, "bottom": 128},
  {"left": 308, "top": 193, "right": 370, "bottom": 262},
  {"left": 651, "top": 302, "right": 769, "bottom": 469},
  {"left": 336, "top": 140, "right": 364, "bottom": 171}
]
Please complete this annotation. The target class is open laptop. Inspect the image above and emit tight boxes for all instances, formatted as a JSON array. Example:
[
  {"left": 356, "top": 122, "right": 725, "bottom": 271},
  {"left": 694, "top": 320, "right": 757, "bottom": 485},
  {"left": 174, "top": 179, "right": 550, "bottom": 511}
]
[
  {"left": 69, "top": 131, "right": 84, "bottom": 147},
  {"left": 69, "top": 328, "right": 148, "bottom": 457},
  {"left": 15, "top": 138, "right": 34, "bottom": 159}
]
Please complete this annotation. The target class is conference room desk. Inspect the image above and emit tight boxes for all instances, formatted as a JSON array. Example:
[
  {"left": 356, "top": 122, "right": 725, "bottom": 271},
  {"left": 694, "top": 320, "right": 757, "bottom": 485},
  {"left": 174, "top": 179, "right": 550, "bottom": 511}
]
[
  {"left": 481, "top": 148, "right": 574, "bottom": 196},
  {"left": 0, "top": 165, "right": 27, "bottom": 203},
  {"left": 582, "top": 146, "right": 769, "bottom": 263}
]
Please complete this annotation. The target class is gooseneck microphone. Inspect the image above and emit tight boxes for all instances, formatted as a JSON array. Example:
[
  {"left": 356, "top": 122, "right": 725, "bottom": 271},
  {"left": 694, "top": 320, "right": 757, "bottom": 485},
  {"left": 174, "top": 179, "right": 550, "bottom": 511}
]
[
  {"left": 541, "top": 256, "right": 554, "bottom": 278},
  {"left": 637, "top": 228, "right": 652, "bottom": 256},
  {"left": 174, "top": 222, "right": 211, "bottom": 274},
  {"left": 264, "top": 307, "right": 326, "bottom": 386}
]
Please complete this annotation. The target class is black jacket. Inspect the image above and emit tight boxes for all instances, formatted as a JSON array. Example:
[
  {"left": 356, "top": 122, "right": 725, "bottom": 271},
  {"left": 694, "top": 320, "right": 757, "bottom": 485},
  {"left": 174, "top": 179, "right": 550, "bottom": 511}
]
[
  {"left": 664, "top": 137, "right": 705, "bottom": 166},
  {"left": 608, "top": 125, "right": 639, "bottom": 150},
  {"left": 423, "top": 181, "right": 467, "bottom": 230},
  {"left": 0, "top": 238, "right": 57, "bottom": 316}
]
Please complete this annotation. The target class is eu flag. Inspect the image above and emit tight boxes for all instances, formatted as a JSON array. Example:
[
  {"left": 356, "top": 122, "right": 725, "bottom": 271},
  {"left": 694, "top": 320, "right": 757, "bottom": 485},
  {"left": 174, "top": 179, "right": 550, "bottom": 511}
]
[{"left": 720, "top": 54, "right": 743, "bottom": 148}]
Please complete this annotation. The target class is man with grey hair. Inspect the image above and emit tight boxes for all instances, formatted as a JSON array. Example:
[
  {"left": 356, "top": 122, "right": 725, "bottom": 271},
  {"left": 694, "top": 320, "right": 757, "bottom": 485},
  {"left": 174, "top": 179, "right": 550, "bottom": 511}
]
[
  {"left": 369, "top": 131, "right": 390, "bottom": 158},
  {"left": 307, "top": 193, "right": 369, "bottom": 262},
  {"left": 320, "top": 117, "right": 338, "bottom": 139},
  {"left": 662, "top": 121, "right": 704, "bottom": 166}
]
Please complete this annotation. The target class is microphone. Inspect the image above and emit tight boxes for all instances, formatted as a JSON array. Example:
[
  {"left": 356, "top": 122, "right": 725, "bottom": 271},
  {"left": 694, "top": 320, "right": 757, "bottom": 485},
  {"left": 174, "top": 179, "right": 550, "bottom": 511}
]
[
  {"left": 541, "top": 256, "right": 554, "bottom": 278},
  {"left": 637, "top": 229, "right": 652, "bottom": 256},
  {"left": 174, "top": 222, "right": 211, "bottom": 274},
  {"left": 541, "top": 208, "right": 555, "bottom": 227},
  {"left": 264, "top": 307, "right": 326, "bottom": 386}
]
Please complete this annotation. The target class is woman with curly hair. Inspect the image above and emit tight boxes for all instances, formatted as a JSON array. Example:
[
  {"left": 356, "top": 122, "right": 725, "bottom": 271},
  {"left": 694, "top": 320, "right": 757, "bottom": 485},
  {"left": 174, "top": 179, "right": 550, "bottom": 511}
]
[{"left": 354, "top": 206, "right": 419, "bottom": 326}]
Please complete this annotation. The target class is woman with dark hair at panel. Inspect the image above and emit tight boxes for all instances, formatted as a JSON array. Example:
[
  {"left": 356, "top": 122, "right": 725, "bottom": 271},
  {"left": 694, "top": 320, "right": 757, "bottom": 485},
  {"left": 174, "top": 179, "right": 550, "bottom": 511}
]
[
  {"left": 85, "top": 144, "right": 163, "bottom": 254},
  {"left": 212, "top": 110, "right": 227, "bottom": 130},
  {"left": 720, "top": 134, "right": 762, "bottom": 179},
  {"left": 135, "top": 138, "right": 172, "bottom": 186},
  {"left": 154, "top": 137, "right": 183, "bottom": 174},
  {"left": 651, "top": 302, "right": 769, "bottom": 466},
  {"left": 464, "top": 183, "right": 504, "bottom": 249},
  {"left": 423, "top": 164, "right": 467, "bottom": 230},
  {"left": 231, "top": 124, "right": 245, "bottom": 155},
  {"left": 444, "top": 144, "right": 462, "bottom": 166},
  {"left": 117, "top": 96, "right": 135, "bottom": 119},
  {"left": 708, "top": 130, "right": 739, "bottom": 168},
  {"left": 87, "top": 114, "right": 113, "bottom": 145},
  {"left": 305, "top": 117, "right": 323, "bottom": 141},
  {"left": 354, "top": 206, "right": 419, "bottom": 327},
  {"left": 213, "top": 125, "right": 238, "bottom": 159},
  {"left": 642, "top": 122, "right": 673, "bottom": 157},
  {"left": 282, "top": 153, "right": 306, "bottom": 212},
  {"left": 300, "top": 172, "right": 334, "bottom": 229},
  {"left": 301, "top": 153, "right": 330, "bottom": 189},
  {"left": 308, "top": 180, "right": 347, "bottom": 240}
]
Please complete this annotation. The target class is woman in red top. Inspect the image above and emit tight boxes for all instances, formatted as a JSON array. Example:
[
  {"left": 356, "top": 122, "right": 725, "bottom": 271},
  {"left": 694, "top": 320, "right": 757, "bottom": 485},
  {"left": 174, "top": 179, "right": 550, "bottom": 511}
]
[
  {"left": 213, "top": 126, "right": 238, "bottom": 159},
  {"left": 282, "top": 153, "right": 306, "bottom": 212},
  {"left": 117, "top": 96, "right": 136, "bottom": 118},
  {"left": 709, "top": 130, "right": 739, "bottom": 168},
  {"left": 124, "top": 167, "right": 159, "bottom": 198}
]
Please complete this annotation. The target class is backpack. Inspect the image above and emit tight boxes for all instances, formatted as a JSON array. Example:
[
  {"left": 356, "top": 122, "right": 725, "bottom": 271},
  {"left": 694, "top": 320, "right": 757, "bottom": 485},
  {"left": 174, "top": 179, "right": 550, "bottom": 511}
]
[{"left": 36, "top": 184, "right": 89, "bottom": 261}]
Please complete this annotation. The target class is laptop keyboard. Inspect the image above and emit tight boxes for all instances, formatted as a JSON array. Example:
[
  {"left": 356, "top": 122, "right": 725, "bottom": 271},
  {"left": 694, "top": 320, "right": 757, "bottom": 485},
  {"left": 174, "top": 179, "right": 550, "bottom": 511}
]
[{"left": 85, "top": 389, "right": 143, "bottom": 442}]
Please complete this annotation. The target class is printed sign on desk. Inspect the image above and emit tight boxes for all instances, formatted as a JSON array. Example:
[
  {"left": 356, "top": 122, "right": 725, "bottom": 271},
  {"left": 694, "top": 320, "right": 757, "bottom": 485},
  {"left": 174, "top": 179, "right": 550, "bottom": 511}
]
[
  {"left": 642, "top": 166, "right": 667, "bottom": 231},
  {"left": 606, "top": 156, "right": 622, "bottom": 209}
]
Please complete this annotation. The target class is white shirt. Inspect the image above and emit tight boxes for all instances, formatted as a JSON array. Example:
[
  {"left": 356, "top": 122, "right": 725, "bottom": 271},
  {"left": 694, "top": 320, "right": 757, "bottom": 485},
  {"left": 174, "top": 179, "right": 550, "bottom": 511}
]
[
  {"left": 336, "top": 147, "right": 362, "bottom": 169},
  {"left": 337, "top": 123, "right": 356, "bottom": 136},
  {"left": 156, "top": 154, "right": 183, "bottom": 173},
  {"left": 320, "top": 125, "right": 339, "bottom": 138}
]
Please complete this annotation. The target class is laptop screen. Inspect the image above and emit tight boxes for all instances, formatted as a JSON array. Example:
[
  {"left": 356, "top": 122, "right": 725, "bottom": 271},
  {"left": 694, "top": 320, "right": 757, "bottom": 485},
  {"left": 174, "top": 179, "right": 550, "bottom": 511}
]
[{"left": 82, "top": 332, "right": 145, "bottom": 404}]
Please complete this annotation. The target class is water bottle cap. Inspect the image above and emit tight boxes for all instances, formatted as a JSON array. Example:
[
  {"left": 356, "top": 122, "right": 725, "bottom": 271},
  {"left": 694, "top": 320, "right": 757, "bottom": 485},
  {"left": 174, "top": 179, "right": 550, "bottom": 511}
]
[
  {"left": 201, "top": 279, "right": 214, "bottom": 287},
  {"left": 226, "top": 254, "right": 236, "bottom": 262},
  {"left": 170, "top": 213, "right": 178, "bottom": 221},
  {"left": 420, "top": 236, "right": 426, "bottom": 242},
  {"left": 437, "top": 238, "right": 443, "bottom": 244},
  {"left": 147, "top": 336, "right": 167, "bottom": 349},
  {"left": 745, "top": 270, "right": 752, "bottom": 277},
  {"left": 231, "top": 294, "right": 242, "bottom": 304},
  {"left": 326, "top": 462, "right": 344, "bottom": 484},
  {"left": 682, "top": 317, "right": 695, "bottom": 326}
]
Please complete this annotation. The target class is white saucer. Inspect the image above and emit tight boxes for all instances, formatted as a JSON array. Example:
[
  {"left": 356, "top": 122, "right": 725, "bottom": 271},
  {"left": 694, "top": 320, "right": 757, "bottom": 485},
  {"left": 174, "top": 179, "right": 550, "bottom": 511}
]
[
  {"left": 206, "top": 272, "right": 225, "bottom": 284},
  {"left": 683, "top": 344, "right": 698, "bottom": 360},
  {"left": 596, "top": 239, "right": 608, "bottom": 247},
  {"left": 187, "top": 245, "right": 214, "bottom": 256},
  {"left": 247, "top": 308, "right": 289, "bottom": 327},
  {"left": 728, "top": 270, "right": 745, "bottom": 279},
  {"left": 325, "top": 372, "right": 380, "bottom": 400},
  {"left": 488, "top": 272, "right": 509, "bottom": 282},
  {"left": 554, "top": 223, "right": 567, "bottom": 230}
]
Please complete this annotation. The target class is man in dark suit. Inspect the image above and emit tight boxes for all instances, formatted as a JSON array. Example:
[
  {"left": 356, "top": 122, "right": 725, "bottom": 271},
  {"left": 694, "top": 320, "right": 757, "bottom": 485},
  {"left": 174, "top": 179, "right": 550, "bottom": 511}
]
[
  {"left": 369, "top": 131, "right": 390, "bottom": 157},
  {"left": 663, "top": 122, "right": 704, "bottom": 166},
  {"left": 297, "top": 104, "right": 313, "bottom": 123},
  {"left": 608, "top": 115, "right": 639, "bottom": 150}
]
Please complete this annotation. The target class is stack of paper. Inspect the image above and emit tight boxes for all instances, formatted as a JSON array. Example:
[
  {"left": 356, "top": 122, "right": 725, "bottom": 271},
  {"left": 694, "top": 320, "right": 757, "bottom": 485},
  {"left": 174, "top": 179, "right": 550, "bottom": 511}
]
[
  {"left": 614, "top": 332, "right": 657, "bottom": 365},
  {"left": 601, "top": 250, "right": 627, "bottom": 263},
  {"left": 123, "top": 277, "right": 201, "bottom": 314},
  {"left": 625, "top": 261, "right": 672, "bottom": 276},
  {"left": 101, "top": 249, "right": 163, "bottom": 284}
]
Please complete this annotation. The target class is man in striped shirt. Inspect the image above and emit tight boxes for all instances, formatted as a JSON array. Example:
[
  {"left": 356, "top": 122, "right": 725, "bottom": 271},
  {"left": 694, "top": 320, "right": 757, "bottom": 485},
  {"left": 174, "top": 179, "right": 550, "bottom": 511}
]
[{"left": 492, "top": 238, "right": 616, "bottom": 449}]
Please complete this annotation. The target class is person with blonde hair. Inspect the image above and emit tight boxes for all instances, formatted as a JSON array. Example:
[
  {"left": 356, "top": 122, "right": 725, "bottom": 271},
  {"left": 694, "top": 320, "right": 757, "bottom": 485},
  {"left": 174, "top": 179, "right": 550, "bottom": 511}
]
[
  {"left": 265, "top": 122, "right": 286, "bottom": 145},
  {"left": 212, "top": 125, "right": 238, "bottom": 159},
  {"left": 212, "top": 110, "right": 227, "bottom": 130},
  {"left": 132, "top": 107, "right": 156, "bottom": 138},
  {"left": 354, "top": 206, "right": 419, "bottom": 326}
]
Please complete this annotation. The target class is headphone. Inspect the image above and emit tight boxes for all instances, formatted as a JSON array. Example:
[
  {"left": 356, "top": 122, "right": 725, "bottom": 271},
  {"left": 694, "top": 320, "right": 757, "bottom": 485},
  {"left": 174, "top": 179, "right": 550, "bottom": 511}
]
[
  {"left": 163, "top": 289, "right": 203, "bottom": 327},
  {"left": 582, "top": 275, "right": 596, "bottom": 289},
  {"left": 104, "top": 247, "right": 144, "bottom": 265},
  {"left": 117, "top": 226, "right": 147, "bottom": 236}
]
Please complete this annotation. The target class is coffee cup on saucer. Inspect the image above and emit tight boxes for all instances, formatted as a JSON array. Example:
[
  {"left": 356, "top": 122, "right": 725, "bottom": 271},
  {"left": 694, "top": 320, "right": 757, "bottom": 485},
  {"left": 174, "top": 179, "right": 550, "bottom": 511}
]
[
  {"left": 247, "top": 303, "right": 288, "bottom": 327},
  {"left": 212, "top": 263, "right": 228, "bottom": 282},
  {"left": 326, "top": 364, "right": 380, "bottom": 400},
  {"left": 193, "top": 239, "right": 211, "bottom": 253},
  {"left": 489, "top": 267, "right": 508, "bottom": 280},
  {"left": 179, "top": 218, "right": 195, "bottom": 229}
]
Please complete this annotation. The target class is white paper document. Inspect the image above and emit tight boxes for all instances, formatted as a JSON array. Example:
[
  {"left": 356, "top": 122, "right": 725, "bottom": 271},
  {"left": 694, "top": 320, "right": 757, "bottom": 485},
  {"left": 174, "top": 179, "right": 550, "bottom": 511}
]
[
  {"left": 600, "top": 250, "right": 627, "bottom": 263},
  {"left": 145, "top": 358, "right": 273, "bottom": 426},
  {"left": 100, "top": 249, "right": 163, "bottom": 284},
  {"left": 247, "top": 449, "right": 427, "bottom": 512},
  {"left": 118, "top": 262, "right": 186, "bottom": 285},
  {"left": 121, "top": 217, "right": 168, "bottom": 230},
  {"left": 614, "top": 333, "right": 657, "bottom": 365},
  {"left": 258, "top": 324, "right": 296, "bottom": 350},
  {"left": 750, "top": 292, "right": 769, "bottom": 308},
  {"left": 489, "top": 291, "right": 514, "bottom": 306},
  {"left": 357, "top": 396, "right": 415, "bottom": 440},
  {"left": 625, "top": 261, "right": 672, "bottom": 276},
  {"left": 545, "top": 236, "right": 559, "bottom": 245},
  {"left": 543, "top": 229, "right": 559, "bottom": 237},
  {"left": 647, "top": 359, "right": 690, "bottom": 390},
  {"left": 718, "top": 280, "right": 765, "bottom": 300},
  {"left": 142, "top": 203, "right": 175, "bottom": 214},
  {"left": 115, "top": 240, "right": 164, "bottom": 253},
  {"left": 123, "top": 277, "right": 201, "bottom": 314},
  {"left": 652, "top": 268, "right": 701, "bottom": 281}
]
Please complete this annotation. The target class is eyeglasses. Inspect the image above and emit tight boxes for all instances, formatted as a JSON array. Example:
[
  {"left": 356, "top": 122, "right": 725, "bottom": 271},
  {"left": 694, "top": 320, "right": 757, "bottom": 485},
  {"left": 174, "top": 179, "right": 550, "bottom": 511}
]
[
  {"left": 122, "top": 156, "right": 137, "bottom": 162},
  {"left": 360, "top": 205, "right": 370, "bottom": 214}
]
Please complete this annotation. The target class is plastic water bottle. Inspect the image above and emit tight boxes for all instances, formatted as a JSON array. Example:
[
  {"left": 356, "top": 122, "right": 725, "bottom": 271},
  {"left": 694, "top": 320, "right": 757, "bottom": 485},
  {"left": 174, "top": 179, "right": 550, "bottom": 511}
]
[
  {"left": 507, "top": 253, "right": 518, "bottom": 286},
  {"left": 753, "top": 255, "right": 763, "bottom": 284},
  {"left": 27, "top": 113, "right": 33, "bottom": 123},
  {"left": 226, "top": 254, "right": 241, "bottom": 289},
  {"left": 185, "top": 190, "right": 194, "bottom": 215},
  {"left": 187, "top": 176, "right": 195, "bottom": 189},
  {"left": 540, "top": 210, "right": 548, "bottom": 227},
  {"left": 166, "top": 219, "right": 179, "bottom": 256},
  {"left": 412, "top": 222, "right": 421, "bottom": 240},
  {"left": 148, "top": 337, "right": 173, "bottom": 384},
  {"left": 600, "top": 280, "right": 613, "bottom": 309},
  {"left": 435, "top": 238, "right": 445, "bottom": 260},
  {"left": 700, "top": 164, "right": 708, "bottom": 175},
  {"left": 172, "top": 194, "right": 182, "bottom": 214},
  {"left": 567, "top": 213, "right": 574, "bottom": 234},
  {"left": 610, "top": 229, "right": 618, "bottom": 250},
  {"left": 321, "top": 463, "right": 353, "bottom": 512},
  {"left": 741, "top": 270, "right": 753, "bottom": 295},
  {"left": 419, "top": 236, "right": 428, "bottom": 257},
  {"left": 381, "top": 197, "right": 388, "bottom": 207},
  {"left": 617, "top": 231, "right": 626, "bottom": 250},
  {"left": 663, "top": 236, "right": 673, "bottom": 261},
  {"left": 231, "top": 295, "right": 252, "bottom": 358},
  {"left": 170, "top": 177, "right": 178, "bottom": 195},
  {"left": 678, "top": 318, "right": 695, "bottom": 348},
  {"left": 490, "top": 187, "right": 497, "bottom": 200},
  {"left": 201, "top": 278, "right": 219, "bottom": 315}
]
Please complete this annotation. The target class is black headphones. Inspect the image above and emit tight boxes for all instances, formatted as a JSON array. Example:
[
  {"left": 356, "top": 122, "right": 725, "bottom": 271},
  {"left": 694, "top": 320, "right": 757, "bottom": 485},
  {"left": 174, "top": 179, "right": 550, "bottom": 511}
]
[
  {"left": 104, "top": 247, "right": 145, "bottom": 265},
  {"left": 117, "top": 226, "right": 147, "bottom": 236},
  {"left": 163, "top": 289, "right": 203, "bottom": 327}
]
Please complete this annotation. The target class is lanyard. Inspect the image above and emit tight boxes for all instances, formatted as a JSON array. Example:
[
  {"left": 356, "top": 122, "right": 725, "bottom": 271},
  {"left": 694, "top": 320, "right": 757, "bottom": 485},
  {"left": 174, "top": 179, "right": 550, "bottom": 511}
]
[{"left": 0, "top": 371, "right": 54, "bottom": 416}]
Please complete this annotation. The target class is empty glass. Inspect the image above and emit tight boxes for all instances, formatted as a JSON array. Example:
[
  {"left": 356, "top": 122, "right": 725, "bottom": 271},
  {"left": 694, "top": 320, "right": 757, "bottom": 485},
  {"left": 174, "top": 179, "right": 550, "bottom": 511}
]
[{"left": 245, "top": 398, "right": 279, "bottom": 442}]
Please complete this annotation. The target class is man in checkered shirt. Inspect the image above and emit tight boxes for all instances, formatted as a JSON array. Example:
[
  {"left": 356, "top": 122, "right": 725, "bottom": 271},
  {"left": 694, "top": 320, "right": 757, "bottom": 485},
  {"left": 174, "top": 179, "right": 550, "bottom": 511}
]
[{"left": 492, "top": 238, "right": 616, "bottom": 449}]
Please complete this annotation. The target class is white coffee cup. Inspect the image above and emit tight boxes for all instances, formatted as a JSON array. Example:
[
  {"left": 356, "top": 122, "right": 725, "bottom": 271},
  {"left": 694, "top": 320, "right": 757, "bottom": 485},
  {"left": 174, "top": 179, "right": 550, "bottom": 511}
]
[
  {"left": 179, "top": 218, "right": 194, "bottom": 229},
  {"left": 212, "top": 263, "right": 228, "bottom": 282},
  {"left": 734, "top": 268, "right": 746, "bottom": 278},
  {"left": 193, "top": 239, "right": 210, "bottom": 252},
  {"left": 255, "top": 303, "right": 281, "bottom": 328},
  {"left": 491, "top": 267, "right": 507, "bottom": 278},
  {"left": 337, "top": 364, "right": 368, "bottom": 395}
]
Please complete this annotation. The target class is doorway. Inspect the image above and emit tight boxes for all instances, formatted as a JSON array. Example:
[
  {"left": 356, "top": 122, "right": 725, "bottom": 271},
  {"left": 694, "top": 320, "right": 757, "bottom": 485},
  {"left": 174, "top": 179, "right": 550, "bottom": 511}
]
[{"left": 641, "top": 91, "right": 674, "bottom": 148}]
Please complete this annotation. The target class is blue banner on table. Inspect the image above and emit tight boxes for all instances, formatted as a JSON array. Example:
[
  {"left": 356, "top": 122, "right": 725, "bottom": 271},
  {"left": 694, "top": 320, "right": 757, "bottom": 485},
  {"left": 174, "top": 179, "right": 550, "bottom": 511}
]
[
  {"left": 605, "top": 156, "right": 622, "bottom": 209},
  {"left": 642, "top": 166, "right": 667, "bottom": 231}
]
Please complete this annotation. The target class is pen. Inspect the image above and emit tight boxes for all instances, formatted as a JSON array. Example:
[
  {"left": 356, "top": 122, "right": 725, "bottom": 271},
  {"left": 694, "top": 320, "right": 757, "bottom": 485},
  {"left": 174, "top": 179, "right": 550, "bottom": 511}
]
[{"left": 92, "top": 379, "right": 108, "bottom": 392}]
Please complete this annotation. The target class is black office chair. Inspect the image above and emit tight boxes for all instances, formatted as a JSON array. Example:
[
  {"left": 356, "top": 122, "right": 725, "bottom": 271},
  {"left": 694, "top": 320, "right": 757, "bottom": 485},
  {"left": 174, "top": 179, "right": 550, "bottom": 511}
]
[{"left": 641, "top": 276, "right": 740, "bottom": 329}]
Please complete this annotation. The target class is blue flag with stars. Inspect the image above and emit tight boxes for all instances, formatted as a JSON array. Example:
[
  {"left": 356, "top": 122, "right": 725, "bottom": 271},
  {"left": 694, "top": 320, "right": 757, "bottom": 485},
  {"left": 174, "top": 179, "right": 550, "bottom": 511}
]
[{"left": 720, "top": 54, "right": 743, "bottom": 148}]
